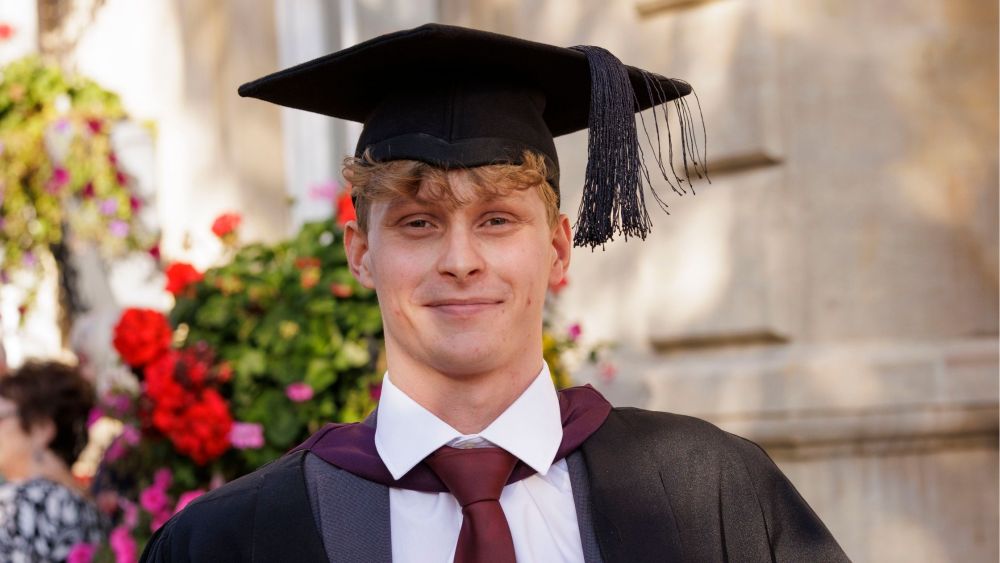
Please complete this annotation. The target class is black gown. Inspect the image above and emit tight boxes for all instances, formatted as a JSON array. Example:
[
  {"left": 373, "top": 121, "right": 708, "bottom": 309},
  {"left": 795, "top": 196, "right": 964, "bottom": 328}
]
[{"left": 141, "top": 408, "right": 850, "bottom": 562}]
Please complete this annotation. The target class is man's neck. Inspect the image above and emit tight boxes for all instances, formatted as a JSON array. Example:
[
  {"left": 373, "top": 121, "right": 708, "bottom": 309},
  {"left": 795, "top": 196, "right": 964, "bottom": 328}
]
[{"left": 387, "top": 358, "right": 542, "bottom": 435}]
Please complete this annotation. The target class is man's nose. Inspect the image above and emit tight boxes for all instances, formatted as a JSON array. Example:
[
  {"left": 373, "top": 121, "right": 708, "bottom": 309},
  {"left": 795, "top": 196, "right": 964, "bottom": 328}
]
[{"left": 436, "top": 226, "right": 484, "bottom": 281}]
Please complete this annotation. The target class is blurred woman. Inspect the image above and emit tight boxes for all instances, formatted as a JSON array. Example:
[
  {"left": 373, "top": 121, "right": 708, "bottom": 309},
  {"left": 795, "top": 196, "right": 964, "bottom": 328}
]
[{"left": 0, "top": 361, "right": 104, "bottom": 561}]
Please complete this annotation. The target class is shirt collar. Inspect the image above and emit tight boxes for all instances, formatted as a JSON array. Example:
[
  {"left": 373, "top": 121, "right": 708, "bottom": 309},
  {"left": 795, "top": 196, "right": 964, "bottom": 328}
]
[{"left": 374, "top": 363, "right": 563, "bottom": 480}]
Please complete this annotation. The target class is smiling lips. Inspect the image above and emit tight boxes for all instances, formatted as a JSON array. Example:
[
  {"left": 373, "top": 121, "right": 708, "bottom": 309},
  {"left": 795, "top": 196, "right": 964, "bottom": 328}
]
[{"left": 425, "top": 298, "right": 503, "bottom": 316}]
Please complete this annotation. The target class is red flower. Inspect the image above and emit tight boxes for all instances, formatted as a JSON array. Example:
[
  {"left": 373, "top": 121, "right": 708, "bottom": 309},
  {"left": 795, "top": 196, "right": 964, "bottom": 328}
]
[
  {"left": 144, "top": 352, "right": 180, "bottom": 401},
  {"left": 164, "top": 262, "right": 203, "bottom": 296},
  {"left": 211, "top": 212, "right": 242, "bottom": 238},
  {"left": 330, "top": 283, "right": 353, "bottom": 298},
  {"left": 148, "top": 244, "right": 161, "bottom": 260},
  {"left": 300, "top": 268, "right": 320, "bottom": 290},
  {"left": 294, "top": 257, "right": 321, "bottom": 270},
  {"left": 0, "top": 24, "right": 15, "bottom": 41},
  {"left": 177, "top": 348, "right": 210, "bottom": 387},
  {"left": 113, "top": 308, "right": 172, "bottom": 367},
  {"left": 164, "top": 389, "right": 232, "bottom": 465},
  {"left": 216, "top": 362, "right": 233, "bottom": 383},
  {"left": 143, "top": 351, "right": 232, "bottom": 465},
  {"left": 336, "top": 192, "right": 356, "bottom": 227}
]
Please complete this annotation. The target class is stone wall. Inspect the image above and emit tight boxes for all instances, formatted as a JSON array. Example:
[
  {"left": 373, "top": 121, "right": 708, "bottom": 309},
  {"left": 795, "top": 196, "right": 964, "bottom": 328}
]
[{"left": 440, "top": 0, "right": 999, "bottom": 560}]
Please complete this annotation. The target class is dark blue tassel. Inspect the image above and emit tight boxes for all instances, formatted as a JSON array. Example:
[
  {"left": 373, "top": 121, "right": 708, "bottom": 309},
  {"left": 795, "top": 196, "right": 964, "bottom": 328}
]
[{"left": 570, "top": 45, "right": 709, "bottom": 250}]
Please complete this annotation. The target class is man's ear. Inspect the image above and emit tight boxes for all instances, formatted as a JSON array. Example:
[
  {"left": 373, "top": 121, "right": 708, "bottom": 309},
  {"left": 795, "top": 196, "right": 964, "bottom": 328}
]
[
  {"left": 548, "top": 214, "right": 572, "bottom": 289},
  {"left": 344, "top": 220, "right": 375, "bottom": 289}
]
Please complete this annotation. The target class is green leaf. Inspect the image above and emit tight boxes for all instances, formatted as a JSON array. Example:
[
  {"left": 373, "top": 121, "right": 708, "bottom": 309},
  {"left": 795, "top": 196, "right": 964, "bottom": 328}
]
[
  {"left": 194, "top": 296, "right": 230, "bottom": 328},
  {"left": 235, "top": 349, "right": 267, "bottom": 378},
  {"left": 305, "top": 358, "right": 337, "bottom": 392},
  {"left": 334, "top": 340, "right": 370, "bottom": 370},
  {"left": 265, "top": 408, "right": 302, "bottom": 448}
]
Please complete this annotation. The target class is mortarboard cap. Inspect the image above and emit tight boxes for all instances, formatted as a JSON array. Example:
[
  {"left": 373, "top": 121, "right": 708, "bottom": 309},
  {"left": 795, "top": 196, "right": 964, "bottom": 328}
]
[{"left": 238, "top": 23, "right": 707, "bottom": 249}]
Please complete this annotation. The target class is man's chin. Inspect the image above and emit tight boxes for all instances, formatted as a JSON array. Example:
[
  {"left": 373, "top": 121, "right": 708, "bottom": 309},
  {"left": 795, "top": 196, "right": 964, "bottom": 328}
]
[{"left": 423, "top": 347, "right": 506, "bottom": 379}]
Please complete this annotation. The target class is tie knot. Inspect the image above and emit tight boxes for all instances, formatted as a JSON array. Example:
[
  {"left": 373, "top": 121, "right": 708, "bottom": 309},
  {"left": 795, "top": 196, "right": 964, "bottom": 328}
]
[{"left": 425, "top": 446, "right": 518, "bottom": 507}]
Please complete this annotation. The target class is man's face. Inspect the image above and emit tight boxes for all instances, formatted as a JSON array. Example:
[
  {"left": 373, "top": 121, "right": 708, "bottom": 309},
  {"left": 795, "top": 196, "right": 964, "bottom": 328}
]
[{"left": 344, "top": 172, "right": 571, "bottom": 379}]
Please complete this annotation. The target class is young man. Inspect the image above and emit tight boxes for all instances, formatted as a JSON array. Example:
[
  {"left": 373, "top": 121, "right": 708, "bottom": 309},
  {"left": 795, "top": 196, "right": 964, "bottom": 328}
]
[{"left": 142, "top": 23, "right": 848, "bottom": 562}]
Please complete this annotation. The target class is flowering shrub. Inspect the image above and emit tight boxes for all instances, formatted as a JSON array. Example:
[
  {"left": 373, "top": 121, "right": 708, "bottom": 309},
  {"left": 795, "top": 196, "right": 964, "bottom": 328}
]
[{"left": 0, "top": 56, "right": 157, "bottom": 317}]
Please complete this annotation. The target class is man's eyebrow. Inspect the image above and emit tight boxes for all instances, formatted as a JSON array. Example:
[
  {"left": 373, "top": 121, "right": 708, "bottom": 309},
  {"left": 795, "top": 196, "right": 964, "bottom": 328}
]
[
  {"left": 380, "top": 197, "right": 444, "bottom": 220},
  {"left": 384, "top": 197, "right": 434, "bottom": 211}
]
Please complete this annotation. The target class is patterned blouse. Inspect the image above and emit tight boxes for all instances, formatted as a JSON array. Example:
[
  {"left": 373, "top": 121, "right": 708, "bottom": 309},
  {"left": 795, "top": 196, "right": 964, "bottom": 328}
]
[{"left": 0, "top": 478, "right": 105, "bottom": 562}]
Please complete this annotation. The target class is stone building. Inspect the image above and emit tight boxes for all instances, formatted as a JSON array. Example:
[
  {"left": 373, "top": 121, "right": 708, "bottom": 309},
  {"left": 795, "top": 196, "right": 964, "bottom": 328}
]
[{"left": 2, "top": 0, "right": 996, "bottom": 560}]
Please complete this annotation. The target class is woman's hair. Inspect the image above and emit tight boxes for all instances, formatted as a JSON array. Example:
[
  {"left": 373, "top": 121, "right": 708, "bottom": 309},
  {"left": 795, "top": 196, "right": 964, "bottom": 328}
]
[
  {"left": 0, "top": 361, "right": 94, "bottom": 466},
  {"left": 343, "top": 150, "right": 560, "bottom": 233}
]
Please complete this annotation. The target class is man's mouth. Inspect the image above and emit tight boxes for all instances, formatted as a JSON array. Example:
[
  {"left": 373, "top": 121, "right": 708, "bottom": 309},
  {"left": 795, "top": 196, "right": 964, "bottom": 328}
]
[{"left": 425, "top": 298, "right": 503, "bottom": 316}]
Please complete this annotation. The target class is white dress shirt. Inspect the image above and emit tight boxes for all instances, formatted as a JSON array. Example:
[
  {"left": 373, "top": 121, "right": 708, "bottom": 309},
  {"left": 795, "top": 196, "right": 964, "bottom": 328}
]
[{"left": 375, "top": 364, "right": 585, "bottom": 563}]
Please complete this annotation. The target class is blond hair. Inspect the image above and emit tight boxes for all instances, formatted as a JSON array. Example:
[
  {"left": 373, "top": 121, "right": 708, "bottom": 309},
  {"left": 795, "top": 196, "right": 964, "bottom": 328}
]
[{"left": 343, "top": 150, "right": 559, "bottom": 233}]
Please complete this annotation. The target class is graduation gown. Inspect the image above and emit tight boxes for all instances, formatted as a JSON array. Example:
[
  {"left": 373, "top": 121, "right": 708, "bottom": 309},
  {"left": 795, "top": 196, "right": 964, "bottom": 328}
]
[{"left": 140, "top": 408, "right": 849, "bottom": 562}]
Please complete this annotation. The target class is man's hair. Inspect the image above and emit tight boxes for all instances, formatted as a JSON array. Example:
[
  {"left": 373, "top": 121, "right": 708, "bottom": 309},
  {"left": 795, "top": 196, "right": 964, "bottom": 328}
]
[
  {"left": 0, "top": 361, "right": 94, "bottom": 466},
  {"left": 343, "top": 150, "right": 559, "bottom": 233}
]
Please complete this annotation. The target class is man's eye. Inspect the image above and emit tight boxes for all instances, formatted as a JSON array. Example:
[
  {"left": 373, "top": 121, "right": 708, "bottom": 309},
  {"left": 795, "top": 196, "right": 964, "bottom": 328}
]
[
  {"left": 405, "top": 219, "right": 431, "bottom": 228},
  {"left": 485, "top": 217, "right": 509, "bottom": 227}
]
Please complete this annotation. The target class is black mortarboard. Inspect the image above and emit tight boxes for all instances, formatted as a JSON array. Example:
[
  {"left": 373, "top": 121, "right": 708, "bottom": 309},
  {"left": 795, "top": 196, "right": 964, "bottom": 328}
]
[{"left": 238, "top": 23, "right": 707, "bottom": 249}]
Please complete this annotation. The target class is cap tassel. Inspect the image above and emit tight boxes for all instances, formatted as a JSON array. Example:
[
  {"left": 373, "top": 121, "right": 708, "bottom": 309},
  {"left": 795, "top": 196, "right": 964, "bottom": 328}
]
[{"left": 570, "top": 45, "right": 709, "bottom": 250}]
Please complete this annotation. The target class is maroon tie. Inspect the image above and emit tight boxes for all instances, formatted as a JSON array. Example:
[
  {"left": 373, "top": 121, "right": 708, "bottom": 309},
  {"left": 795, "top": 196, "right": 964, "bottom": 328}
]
[{"left": 425, "top": 446, "right": 519, "bottom": 563}]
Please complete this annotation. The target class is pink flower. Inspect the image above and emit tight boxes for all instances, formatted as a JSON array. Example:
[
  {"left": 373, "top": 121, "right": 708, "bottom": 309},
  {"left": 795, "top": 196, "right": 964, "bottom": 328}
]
[
  {"left": 174, "top": 489, "right": 205, "bottom": 514},
  {"left": 308, "top": 181, "right": 338, "bottom": 202},
  {"left": 285, "top": 382, "right": 314, "bottom": 402},
  {"left": 229, "top": 422, "right": 264, "bottom": 449},
  {"left": 153, "top": 468, "right": 172, "bottom": 489},
  {"left": 104, "top": 393, "right": 133, "bottom": 415},
  {"left": 47, "top": 167, "right": 70, "bottom": 193},
  {"left": 120, "top": 499, "right": 139, "bottom": 529},
  {"left": 567, "top": 323, "right": 582, "bottom": 342},
  {"left": 67, "top": 542, "right": 97, "bottom": 563},
  {"left": 86, "top": 407, "right": 103, "bottom": 428},
  {"left": 139, "top": 484, "right": 168, "bottom": 514},
  {"left": 150, "top": 510, "right": 172, "bottom": 533},
  {"left": 121, "top": 425, "right": 141, "bottom": 445},
  {"left": 104, "top": 439, "right": 127, "bottom": 463},
  {"left": 369, "top": 383, "right": 382, "bottom": 401},
  {"left": 109, "top": 526, "right": 138, "bottom": 563},
  {"left": 100, "top": 198, "right": 119, "bottom": 215},
  {"left": 109, "top": 220, "right": 129, "bottom": 238}
]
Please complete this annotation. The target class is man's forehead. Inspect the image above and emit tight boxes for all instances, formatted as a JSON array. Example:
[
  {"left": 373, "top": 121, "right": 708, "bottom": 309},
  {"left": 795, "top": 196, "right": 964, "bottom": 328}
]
[{"left": 383, "top": 176, "right": 534, "bottom": 211}]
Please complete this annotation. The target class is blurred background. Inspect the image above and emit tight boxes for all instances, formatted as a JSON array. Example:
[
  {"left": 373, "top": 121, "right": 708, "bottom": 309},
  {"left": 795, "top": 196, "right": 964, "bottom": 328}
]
[{"left": 0, "top": 0, "right": 996, "bottom": 561}]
